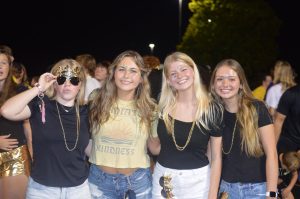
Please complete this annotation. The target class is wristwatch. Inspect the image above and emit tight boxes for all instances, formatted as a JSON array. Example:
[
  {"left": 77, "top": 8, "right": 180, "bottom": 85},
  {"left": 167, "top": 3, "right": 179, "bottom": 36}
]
[{"left": 266, "top": 191, "right": 278, "bottom": 197}]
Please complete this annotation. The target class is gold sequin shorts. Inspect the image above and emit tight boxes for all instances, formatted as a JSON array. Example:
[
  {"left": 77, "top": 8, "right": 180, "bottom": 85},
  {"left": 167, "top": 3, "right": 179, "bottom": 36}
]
[{"left": 0, "top": 145, "right": 31, "bottom": 177}]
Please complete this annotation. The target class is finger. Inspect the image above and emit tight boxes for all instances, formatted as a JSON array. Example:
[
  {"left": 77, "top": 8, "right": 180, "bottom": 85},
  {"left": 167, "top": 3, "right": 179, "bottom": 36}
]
[
  {"left": 0, "top": 134, "right": 11, "bottom": 138},
  {"left": 9, "top": 141, "right": 19, "bottom": 145}
]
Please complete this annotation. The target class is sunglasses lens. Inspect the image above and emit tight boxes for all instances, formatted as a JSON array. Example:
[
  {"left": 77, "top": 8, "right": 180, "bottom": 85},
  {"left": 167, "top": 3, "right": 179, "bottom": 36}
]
[
  {"left": 70, "top": 77, "right": 80, "bottom": 86},
  {"left": 57, "top": 76, "right": 66, "bottom": 85},
  {"left": 159, "top": 176, "right": 164, "bottom": 187},
  {"left": 161, "top": 189, "right": 167, "bottom": 198}
]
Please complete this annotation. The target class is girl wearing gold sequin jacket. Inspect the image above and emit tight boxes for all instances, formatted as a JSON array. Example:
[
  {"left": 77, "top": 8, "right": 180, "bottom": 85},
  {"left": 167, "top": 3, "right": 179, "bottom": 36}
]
[
  {"left": 88, "top": 50, "right": 159, "bottom": 199},
  {"left": 1, "top": 59, "right": 92, "bottom": 199},
  {"left": 210, "top": 59, "right": 278, "bottom": 199},
  {"left": 152, "top": 52, "right": 222, "bottom": 199}
]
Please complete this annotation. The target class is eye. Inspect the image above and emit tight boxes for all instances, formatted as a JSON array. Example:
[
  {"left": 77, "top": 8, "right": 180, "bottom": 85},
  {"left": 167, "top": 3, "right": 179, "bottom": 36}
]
[
  {"left": 216, "top": 77, "right": 223, "bottom": 82},
  {"left": 130, "top": 69, "right": 138, "bottom": 73},
  {"left": 117, "top": 67, "right": 125, "bottom": 71}
]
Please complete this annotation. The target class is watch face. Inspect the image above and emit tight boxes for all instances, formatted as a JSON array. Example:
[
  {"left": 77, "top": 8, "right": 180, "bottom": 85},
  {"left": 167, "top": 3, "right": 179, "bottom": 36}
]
[{"left": 269, "top": 192, "right": 277, "bottom": 197}]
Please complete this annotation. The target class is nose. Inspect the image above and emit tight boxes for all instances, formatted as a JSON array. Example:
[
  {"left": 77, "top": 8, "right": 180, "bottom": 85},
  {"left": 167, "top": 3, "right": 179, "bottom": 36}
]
[
  {"left": 123, "top": 69, "right": 130, "bottom": 78},
  {"left": 221, "top": 78, "right": 229, "bottom": 87}
]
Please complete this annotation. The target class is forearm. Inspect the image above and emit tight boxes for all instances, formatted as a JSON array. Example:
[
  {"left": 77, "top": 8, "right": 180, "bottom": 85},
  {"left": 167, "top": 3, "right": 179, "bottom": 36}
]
[
  {"left": 266, "top": 152, "right": 278, "bottom": 192},
  {"left": 147, "top": 137, "right": 160, "bottom": 155},
  {"left": 286, "top": 172, "right": 298, "bottom": 191},
  {"left": 0, "top": 86, "right": 38, "bottom": 120},
  {"left": 208, "top": 154, "right": 222, "bottom": 199}
]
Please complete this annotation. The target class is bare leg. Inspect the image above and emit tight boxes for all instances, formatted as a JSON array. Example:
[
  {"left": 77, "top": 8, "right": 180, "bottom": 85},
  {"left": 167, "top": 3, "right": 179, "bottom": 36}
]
[{"left": 0, "top": 174, "right": 28, "bottom": 199}]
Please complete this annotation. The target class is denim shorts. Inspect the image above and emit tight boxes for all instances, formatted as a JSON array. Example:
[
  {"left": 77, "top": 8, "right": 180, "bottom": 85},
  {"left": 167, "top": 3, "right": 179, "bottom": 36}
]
[
  {"left": 26, "top": 177, "right": 91, "bottom": 199},
  {"left": 88, "top": 164, "right": 152, "bottom": 199},
  {"left": 219, "top": 179, "right": 266, "bottom": 199}
]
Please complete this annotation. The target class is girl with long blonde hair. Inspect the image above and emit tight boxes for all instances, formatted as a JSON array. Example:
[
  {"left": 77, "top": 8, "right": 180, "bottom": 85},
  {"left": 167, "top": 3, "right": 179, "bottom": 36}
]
[
  {"left": 152, "top": 52, "right": 222, "bottom": 199},
  {"left": 88, "top": 50, "right": 159, "bottom": 199},
  {"left": 210, "top": 58, "right": 278, "bottom": 198}
]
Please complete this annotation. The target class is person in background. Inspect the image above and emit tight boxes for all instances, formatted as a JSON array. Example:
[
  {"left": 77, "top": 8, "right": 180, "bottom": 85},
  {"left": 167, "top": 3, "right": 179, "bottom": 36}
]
[
  {"left": 152, "top": 52, "right": 222, "bottom": 199},
  {"left": 88, "top": 50, "right": 159, "bottom": 199},
  {"left": 12, "top": 62, "right": 31, "bottom": 88},
  {"left": 30, "top": 76, "right": 40, "bottom": 88},
  {"left": 277, "top": 151, "right": 300, "bottom": 199},
  {"left": 266, "top": 60, "right": 296, "bottom": 118},
  {"left": 210, "top": 59, "right": 278, "bottom": 198},
  {"left": 94, "top": 60, "right": 110, "bottom": 86},
  {"left": 1, "top": 59, "right": 92, "bottom": 199},
  {"left": 76, "top": 54, "right": 100, "bottom": 103},
  {"left": 0, "top": 48, "right": 31, "bottom": 199},
  {"left": 252, "top": 73, "right": 273, "bottom": 101},
  {"left": 143, "top": 55, "right": 162, "bottom": 101}
]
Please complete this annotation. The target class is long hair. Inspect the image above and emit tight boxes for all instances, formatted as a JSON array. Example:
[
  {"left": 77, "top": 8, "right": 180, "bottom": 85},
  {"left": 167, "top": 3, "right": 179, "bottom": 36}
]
[
  {"left": 210, "top": 59, "right": 264, "bottom": 157},
  {"left": 45, "top": 59, "right": 86, "bottom": 107},
  {"left": 89, "top": 50, "right": 156, "bottom": 135},
  {"left": 0, "top": 52, "right": 16, "bottom": 107},
  {"left": 273, "top": 60, "right": 296, "bottom": 92},
  {"left": 159, "top": 52, "right": 221, "bottom": 134}
]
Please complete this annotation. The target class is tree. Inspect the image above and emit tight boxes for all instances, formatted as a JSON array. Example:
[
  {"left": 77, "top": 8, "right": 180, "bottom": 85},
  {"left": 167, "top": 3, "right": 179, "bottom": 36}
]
[{"left": 178, "top": 0, "right": 281, "bottom": 88}]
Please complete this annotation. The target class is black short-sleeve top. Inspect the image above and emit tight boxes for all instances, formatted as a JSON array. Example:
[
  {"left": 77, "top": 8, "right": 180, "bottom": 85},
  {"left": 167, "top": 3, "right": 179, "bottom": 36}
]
[
  {"left": 157, "top": 116, "right": 222, "bottom": 170},
  {"left": 222, "top": 101, "right": 272, "bottom": 183}
]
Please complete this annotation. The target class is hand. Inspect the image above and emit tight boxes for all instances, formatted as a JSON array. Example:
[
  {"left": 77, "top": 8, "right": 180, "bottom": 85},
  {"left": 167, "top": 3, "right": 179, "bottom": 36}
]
[
  {"left": 0, "top": 134, "right": 19, "bottom": 151},
  {"left": 281, "top": 188, "right": 291, "bottom": 198},
  {"left": 38, "top": 73, "right": 57, "bottom": 92}
]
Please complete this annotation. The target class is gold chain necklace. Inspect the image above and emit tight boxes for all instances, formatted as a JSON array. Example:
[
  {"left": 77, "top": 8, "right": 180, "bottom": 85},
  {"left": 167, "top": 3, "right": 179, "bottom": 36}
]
[
  {"left": 222, "top": 118, "right": 237, "bottom": 155},
  {"left": 59, "top": 103, "right": 74, "bottom": 112},
  {"left": 55, "top": 102, "right": 79, "bottom": 151},
  {"left": 171, "top": 118, "right": 196, "bottom": 151}
]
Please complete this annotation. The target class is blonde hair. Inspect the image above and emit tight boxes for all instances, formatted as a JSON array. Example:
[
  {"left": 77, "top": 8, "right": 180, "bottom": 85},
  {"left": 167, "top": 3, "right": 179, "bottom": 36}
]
[
  {"left": 45, "top": 59, "right": 86, "bottom": 106},
  {"left": 159, "top": 52, "right": 221, "bottom": 134},
  {"left": 89, "top": 50, "right": 156, "bottom": 135},
  {"left": 282, "top": 151, "right": 300, "bottom": 172},
  {"left": 273, "top": 60, "right": 296, "bottom": 92},
  {"left": 210, "top": 59, "right": 264, "bottom": 157}
]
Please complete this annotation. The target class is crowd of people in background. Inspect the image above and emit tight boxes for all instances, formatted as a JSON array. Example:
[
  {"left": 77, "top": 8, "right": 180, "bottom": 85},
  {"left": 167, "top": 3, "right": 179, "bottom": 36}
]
[{"left": 0, "top": 44, "right": 299, "bottom": 199}]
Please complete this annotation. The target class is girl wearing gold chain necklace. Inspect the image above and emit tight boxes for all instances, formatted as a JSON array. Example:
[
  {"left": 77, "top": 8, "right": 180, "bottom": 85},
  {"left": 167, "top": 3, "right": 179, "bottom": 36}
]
[
  {"left": 1, "top": 59, "right": 92, "bottom": 199},
  {"left": 210, "top": 59, "right": 278, "bottom": 199},
  {"left": 152, "top": 52, "right": 223, "bottom": 199},
  {"left": 88, "top": 50, "right": 159, "bottom": 199}
]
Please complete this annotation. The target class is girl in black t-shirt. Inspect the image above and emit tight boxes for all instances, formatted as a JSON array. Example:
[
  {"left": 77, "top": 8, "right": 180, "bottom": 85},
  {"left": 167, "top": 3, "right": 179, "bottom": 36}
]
[
  {"left": 0, "top": 48, "right": 31, "bottom": 199},
  {"left": 152, "top": 52, "right": 222, "bottom": 199},
  {"left": 210, "top": 59, "right": 278, "bottom": 198},
  {"left": 1, "top": 59, "right": 92, "bottom": 199}
]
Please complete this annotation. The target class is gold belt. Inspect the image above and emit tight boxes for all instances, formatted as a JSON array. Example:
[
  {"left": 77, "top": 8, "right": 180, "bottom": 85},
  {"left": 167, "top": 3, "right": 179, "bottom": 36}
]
[{"left": 0, "top": 145, "right": 31, "bottom": 177}]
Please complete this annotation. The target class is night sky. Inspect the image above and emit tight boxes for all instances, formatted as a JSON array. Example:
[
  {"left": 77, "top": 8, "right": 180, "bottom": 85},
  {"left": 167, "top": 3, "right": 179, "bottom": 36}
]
[{"left": 1, "top": 0, "right": 299, "bottom": 80}]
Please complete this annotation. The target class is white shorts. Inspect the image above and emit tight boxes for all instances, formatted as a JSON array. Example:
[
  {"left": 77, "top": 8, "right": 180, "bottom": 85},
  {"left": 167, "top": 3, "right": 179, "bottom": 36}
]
[{"left": 152, "top": 162, "right": 210, "bottom": 199}]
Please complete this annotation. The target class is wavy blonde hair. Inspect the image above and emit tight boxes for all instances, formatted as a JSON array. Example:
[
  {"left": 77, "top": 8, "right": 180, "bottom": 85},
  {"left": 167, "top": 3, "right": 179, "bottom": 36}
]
[
  {"left": 210, "top": 59, "right": 264, "bottom": 157},
  {"left": 273, "top": 60, "right": 296, "bottom": 92},
  {"left": 159, "top": 52, "right": 221, "bottom": 134},
  {"left": 45, "top": 59, "right": 86, "bottom": 107},
  {"left": 89, "top": 50, "right": 157, "bottom": 135}
]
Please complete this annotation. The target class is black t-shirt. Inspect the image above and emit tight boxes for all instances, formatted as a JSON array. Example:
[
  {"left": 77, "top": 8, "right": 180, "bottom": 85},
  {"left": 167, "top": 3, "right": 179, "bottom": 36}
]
[
  {"left": 0, "top": 84, "right": 28, "bottom": 152},
  {"left": 157, "top": 117, "right": 222, "bottom": 169},
  {"left": 28, "top": 96, "right": 90, "bottom": 187},
  {"left": 277, "top": 85, "right": 300, "bottom": 146},
  {"left": 222, "top": 101, "right": 272, "bottom": 183}
]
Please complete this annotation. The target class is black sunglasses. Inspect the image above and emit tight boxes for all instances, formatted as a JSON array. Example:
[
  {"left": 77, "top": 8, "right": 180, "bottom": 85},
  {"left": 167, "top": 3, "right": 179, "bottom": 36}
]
[
  {"left": 159, "top": 176, "right": 174, "bottom": 199},
  {"left": 57, "top": 76, "right": 80, "bottom": 86}
]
